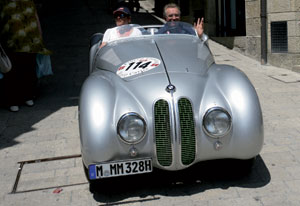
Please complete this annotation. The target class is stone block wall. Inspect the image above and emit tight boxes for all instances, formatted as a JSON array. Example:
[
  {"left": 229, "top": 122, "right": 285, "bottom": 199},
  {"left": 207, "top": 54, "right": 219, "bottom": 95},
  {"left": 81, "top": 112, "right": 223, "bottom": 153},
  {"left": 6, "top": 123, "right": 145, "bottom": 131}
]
[
  {"left": 186, "top": 0, "right": 300, "bottom": 71},
  {"left": 267, "top": 0, "right": 300, "bottom": 70},
  {"left": 245, "top": 0, "right": 261, "bottom": 62}
]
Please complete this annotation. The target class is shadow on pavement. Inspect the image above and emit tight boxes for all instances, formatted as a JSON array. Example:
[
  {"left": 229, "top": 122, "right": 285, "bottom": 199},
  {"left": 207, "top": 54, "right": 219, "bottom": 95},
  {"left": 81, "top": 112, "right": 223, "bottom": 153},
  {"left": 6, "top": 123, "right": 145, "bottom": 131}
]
[
  {"left": 0, "top": 0, "right": 97, "bottom": 149},
  {"left": 91, "top": 156, "right": 270, "bottom": 204},
  {"left": 0, "top": 0, "right": 162, "bottom": 150}
]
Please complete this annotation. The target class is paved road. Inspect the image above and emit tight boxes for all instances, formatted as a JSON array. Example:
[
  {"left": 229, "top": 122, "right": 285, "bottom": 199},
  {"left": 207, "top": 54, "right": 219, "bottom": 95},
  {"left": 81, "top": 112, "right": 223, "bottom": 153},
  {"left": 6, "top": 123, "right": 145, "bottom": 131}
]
[{"left": 1, "top": 0, "right": 300, "bottom": 205}]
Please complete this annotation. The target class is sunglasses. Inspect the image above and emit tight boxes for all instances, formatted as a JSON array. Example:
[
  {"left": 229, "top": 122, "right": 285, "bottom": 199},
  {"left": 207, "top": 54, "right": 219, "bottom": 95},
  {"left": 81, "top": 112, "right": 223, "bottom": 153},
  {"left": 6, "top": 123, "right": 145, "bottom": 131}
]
[
  {"left": 167, "top": 13, "right": 180, "bottom": 18},
  {"left": 114, "top": 13, "right": 129, "bottom": 19}
]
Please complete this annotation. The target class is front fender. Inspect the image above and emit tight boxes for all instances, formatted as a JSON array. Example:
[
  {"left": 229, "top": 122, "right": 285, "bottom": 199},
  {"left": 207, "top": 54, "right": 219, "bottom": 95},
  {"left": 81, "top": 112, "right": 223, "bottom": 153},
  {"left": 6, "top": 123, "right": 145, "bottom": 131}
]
[
  {"left": 200, "top": 64, "right": 264, "bottom": 159},
  {"left": 79, "top": 71, "right": 154, "bottom": 166},
  {"left": 79, "top": 72, "right": 117, "bottom": 165}
]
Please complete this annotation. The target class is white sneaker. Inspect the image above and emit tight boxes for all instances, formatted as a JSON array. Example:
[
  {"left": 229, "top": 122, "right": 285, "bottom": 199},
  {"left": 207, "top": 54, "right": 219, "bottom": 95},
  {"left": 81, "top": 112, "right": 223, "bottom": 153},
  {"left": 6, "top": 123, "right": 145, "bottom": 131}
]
[
  {"left": 25, "top": 100, "right": 34, "bottom": 106},
  {"left": 9, "top": 106, "right": 19, "bottom": 112}
]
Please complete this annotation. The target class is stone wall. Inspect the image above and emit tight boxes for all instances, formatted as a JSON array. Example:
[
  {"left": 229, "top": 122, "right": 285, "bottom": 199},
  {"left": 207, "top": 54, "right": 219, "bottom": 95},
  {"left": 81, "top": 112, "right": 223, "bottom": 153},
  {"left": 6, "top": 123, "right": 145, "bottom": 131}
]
[
  {"left": 267, "top": 0, "right": 300, "bottom": 71},
  {"left": 245, "top": 0, "right": 261, "bottom": 62},
  {"left": 217, "top": 0, "right": 300, "bottom": 71},
  {"left": 200, "top": 0, "right": 262, "bottom": 63},
  {"left": 185, "top": 0, "right": 300, "bottom": 71}
]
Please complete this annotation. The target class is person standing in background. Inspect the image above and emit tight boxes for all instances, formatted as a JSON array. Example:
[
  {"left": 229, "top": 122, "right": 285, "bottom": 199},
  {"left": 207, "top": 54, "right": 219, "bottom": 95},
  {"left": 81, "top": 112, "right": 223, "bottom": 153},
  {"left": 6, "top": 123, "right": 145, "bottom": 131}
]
[{"left": 0, "top": 0, "right": 51, "bottom": 112}]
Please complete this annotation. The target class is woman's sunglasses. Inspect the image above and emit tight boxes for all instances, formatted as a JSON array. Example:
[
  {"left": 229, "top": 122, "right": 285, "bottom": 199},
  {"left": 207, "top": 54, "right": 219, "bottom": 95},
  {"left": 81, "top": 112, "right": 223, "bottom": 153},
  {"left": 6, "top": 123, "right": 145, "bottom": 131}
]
[{"left": 114, "top": 13, "right": 129, "bottom": 19}]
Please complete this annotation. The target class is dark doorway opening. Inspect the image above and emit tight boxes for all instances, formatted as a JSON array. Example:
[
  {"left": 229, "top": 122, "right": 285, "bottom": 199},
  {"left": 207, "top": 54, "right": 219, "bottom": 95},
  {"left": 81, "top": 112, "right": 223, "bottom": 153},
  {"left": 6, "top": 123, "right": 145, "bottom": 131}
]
[{"left": 216, "top": 0, "right": 246, "bottom": 37}]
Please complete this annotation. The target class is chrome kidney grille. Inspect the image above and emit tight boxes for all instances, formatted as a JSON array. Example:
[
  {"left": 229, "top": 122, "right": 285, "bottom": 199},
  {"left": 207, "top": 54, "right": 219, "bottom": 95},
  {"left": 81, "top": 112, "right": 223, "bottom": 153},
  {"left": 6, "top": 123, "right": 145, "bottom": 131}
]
[
  {"left": 154, "top": 98, "right": 196, "bottom": 167},
  {"left": 154, "top": 99, "right": 172, "bottom": 166},
  {"left": 178, "top": 98, "right": 196, "bottom": 165}
]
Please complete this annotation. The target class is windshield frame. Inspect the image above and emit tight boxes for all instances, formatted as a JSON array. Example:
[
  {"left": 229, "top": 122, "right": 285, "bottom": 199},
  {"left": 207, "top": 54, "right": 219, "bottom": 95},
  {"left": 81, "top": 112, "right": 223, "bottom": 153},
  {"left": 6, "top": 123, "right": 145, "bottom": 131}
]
[{"left": 104, "top": 22, "right": 198, "bottom": 44}]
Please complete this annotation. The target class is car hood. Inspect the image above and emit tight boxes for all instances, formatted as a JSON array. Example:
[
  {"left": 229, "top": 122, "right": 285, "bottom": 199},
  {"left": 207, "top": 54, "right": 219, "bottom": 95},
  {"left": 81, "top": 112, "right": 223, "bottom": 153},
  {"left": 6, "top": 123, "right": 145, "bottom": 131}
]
[{"left": 95, "top": 35, "right": 214, "bottom": 82}]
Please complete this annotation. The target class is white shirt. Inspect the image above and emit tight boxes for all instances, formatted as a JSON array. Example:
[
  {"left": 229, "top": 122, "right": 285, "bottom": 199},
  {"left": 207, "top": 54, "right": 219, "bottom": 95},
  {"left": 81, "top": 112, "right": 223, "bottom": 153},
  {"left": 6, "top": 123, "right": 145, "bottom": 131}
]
[{"left": 102, "top": 25, "right": 142, "bottom": 43}]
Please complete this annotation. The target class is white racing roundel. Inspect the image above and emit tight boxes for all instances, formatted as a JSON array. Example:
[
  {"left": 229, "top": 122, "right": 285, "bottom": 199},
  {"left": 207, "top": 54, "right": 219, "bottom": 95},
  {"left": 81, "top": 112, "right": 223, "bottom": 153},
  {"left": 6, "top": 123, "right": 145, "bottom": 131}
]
[{"left": 117, "top": 57, "right": 161, "bottom": 78}]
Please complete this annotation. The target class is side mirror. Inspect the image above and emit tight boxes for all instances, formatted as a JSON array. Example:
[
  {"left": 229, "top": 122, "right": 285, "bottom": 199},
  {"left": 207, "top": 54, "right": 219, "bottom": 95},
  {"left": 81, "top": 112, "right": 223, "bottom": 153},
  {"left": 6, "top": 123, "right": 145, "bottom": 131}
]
[{"left": 201, "top": 33, "right": 208, "bottom": 43}]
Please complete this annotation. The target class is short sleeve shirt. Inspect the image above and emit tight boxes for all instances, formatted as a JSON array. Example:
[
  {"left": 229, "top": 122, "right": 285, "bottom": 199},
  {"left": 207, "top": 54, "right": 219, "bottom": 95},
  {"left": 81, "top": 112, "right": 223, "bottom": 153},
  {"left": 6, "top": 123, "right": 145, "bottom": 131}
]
[{"left": 102, "top": 26, "right": 142, "bottom": 43}]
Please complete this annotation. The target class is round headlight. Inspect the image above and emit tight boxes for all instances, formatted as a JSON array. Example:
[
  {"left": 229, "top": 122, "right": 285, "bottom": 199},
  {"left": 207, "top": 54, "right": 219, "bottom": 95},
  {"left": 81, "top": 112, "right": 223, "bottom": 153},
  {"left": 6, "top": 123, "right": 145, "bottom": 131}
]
[
  {"left": 117, "top": 113, "right": 146, "bottom": 144},
  {"left": 203, "top": 107, "right": 232, "bottom": 138}
]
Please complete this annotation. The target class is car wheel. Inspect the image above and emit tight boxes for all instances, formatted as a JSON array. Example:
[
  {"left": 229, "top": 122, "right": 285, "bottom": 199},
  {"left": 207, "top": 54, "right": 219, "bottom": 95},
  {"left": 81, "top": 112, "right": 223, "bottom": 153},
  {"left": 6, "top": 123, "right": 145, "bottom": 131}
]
[{"left": 235, "top": 157, "right": 256, "bottom": 175}]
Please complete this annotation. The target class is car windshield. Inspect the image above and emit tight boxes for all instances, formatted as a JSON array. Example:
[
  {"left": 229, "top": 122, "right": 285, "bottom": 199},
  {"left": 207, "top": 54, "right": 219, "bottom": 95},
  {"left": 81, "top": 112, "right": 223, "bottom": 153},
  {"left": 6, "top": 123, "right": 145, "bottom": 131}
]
[
  {"left": 155, "top": 21, "right": 197, "bottom": 36},
  {"left": 108, "top": 22, "right": 197, "bottom": 42}
]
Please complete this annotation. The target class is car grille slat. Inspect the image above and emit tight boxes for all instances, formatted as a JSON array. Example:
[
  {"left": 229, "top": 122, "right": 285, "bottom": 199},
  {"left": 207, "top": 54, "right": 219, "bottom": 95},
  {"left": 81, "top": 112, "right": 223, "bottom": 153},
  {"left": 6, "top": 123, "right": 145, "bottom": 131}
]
[
  {"left": 178, "top": 98, "right": 196, "bottom": 165},
  {"left": 154, "top": 100, "right": 172, "bottom": 166},
  {"left": 154, "top": 98, "right": 196, "bottom": 167}
]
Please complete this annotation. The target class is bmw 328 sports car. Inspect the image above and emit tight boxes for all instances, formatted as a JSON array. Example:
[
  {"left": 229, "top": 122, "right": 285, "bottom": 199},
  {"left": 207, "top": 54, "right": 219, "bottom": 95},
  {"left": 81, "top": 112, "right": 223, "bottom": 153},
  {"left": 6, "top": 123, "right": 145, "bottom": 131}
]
[{"left": 79, "top": 22, "right": 264, "bottom": 187}]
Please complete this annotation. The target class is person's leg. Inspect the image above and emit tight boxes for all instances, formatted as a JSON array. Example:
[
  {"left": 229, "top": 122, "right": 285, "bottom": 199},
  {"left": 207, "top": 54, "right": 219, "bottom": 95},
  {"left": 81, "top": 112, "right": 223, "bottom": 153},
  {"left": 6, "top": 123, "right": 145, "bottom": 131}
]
[
  {"left": 3, "top": 52, "right": 37, "bottom": 110},
  {"left": 2, "top": 52, "right": 22, "bottom": 107},
  {"left": 18, "top": 53, "right": 37, "bottom": 104},
  {"left": 134, "top": 0, "right": 140, "bottom": 12}
]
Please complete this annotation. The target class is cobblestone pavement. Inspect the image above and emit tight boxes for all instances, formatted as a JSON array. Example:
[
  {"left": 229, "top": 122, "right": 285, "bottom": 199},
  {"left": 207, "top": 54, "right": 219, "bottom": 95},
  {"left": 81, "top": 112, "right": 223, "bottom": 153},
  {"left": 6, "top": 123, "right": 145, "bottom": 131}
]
[{"left": 1, "top": 0, "right": 300, "bottom": 205}]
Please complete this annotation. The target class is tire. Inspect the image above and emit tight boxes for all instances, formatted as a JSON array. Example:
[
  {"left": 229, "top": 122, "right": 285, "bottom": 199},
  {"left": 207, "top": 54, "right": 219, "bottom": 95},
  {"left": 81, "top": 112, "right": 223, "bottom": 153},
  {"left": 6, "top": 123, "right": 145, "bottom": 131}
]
[{"left": 234, "top": 157, "right": 256, "bottom": 176}]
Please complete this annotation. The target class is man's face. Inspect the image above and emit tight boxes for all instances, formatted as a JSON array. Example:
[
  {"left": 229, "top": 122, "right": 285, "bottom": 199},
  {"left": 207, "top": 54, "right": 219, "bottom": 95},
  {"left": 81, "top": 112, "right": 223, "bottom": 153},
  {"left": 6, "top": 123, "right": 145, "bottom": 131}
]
[
  {"left": 165, "top": 7, "right": 180, "bottom": 22},
  {"left": 114, "top": 12, "right": 131, "bottom": 26}
]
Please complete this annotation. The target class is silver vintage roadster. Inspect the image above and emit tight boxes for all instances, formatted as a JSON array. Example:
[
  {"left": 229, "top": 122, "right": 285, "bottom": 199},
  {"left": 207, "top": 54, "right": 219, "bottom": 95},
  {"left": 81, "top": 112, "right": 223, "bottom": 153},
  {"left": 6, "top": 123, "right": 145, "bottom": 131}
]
[{"left": 79, "top": 22, "right": 263, "bottom": 186}]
